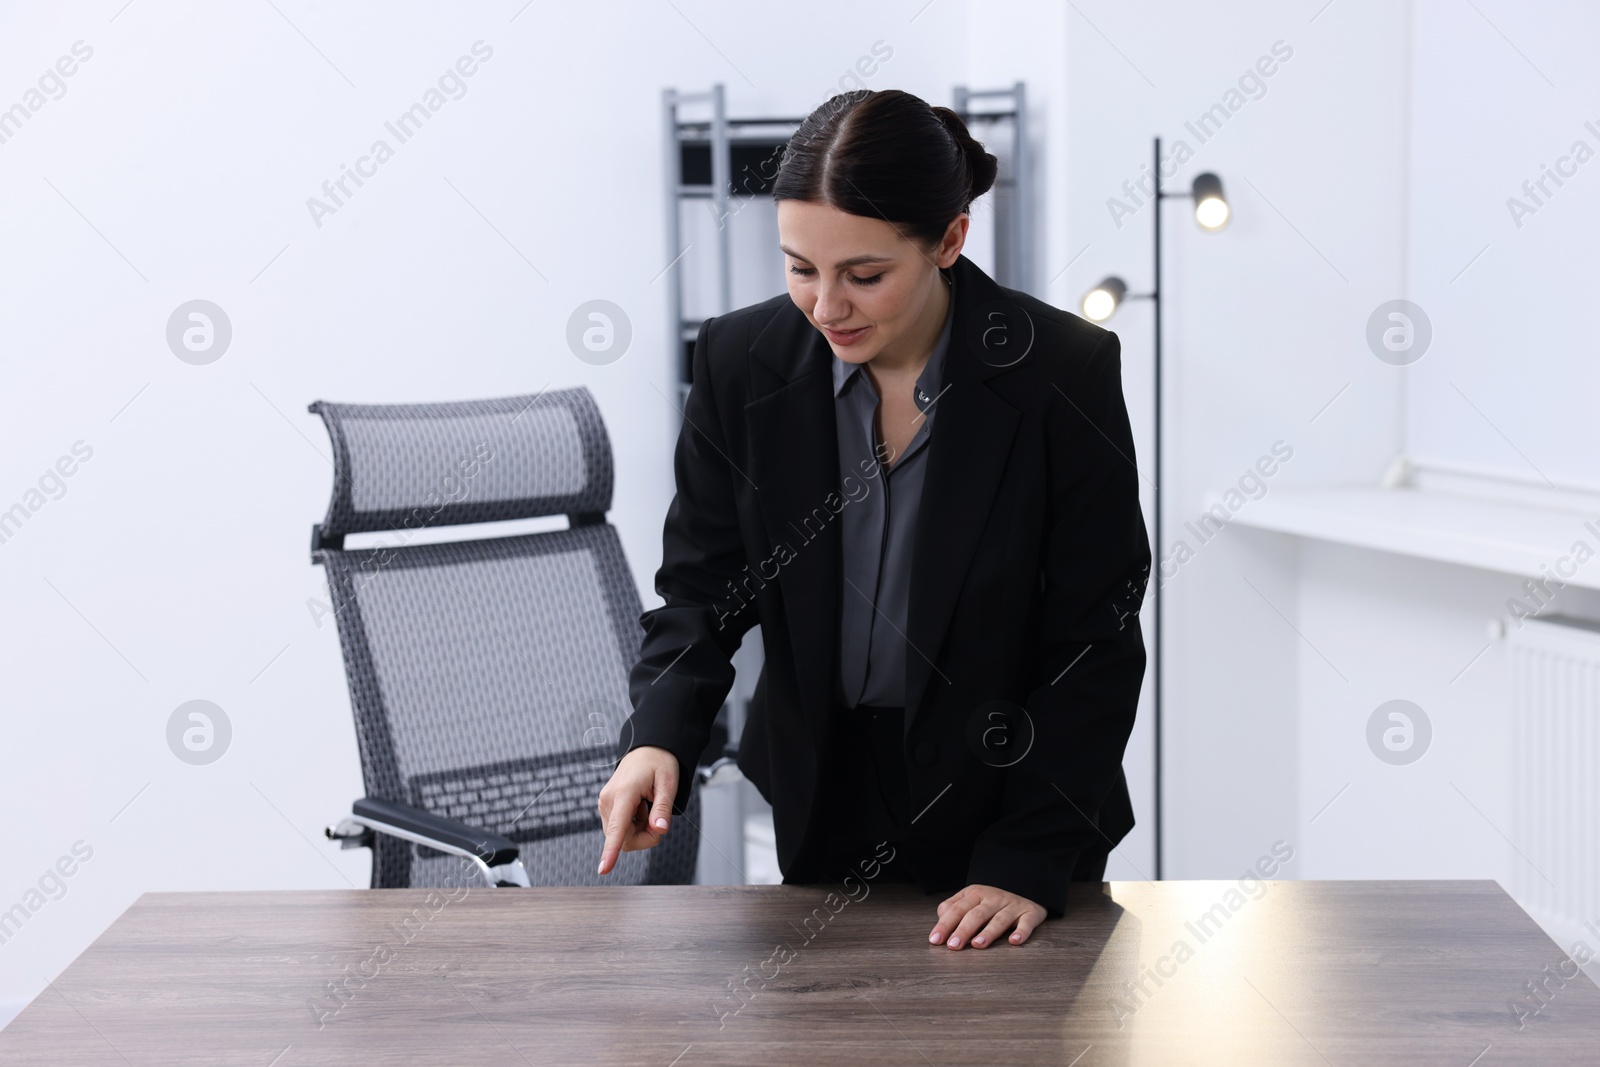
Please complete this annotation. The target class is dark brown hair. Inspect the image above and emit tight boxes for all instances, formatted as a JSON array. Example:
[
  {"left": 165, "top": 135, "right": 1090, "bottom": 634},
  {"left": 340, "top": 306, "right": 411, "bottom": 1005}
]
[{"left": 771, "top": 89, "right": 998, "bottom": 250}]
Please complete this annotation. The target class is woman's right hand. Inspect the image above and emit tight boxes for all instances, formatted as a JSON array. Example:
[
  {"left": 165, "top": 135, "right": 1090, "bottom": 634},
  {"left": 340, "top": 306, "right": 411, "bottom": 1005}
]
[{"left": 596, "top": 745, "right": 680, "bottom": 875}]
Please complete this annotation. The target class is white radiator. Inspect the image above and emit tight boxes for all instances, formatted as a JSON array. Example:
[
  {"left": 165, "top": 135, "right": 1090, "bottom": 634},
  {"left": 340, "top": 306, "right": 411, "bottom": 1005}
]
[{"left": 1508, "top": 614, "right": 1600, "bottom": 940}]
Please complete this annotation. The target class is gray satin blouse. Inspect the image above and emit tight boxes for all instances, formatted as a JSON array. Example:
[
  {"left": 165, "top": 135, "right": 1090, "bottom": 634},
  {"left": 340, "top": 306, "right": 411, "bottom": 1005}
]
[{"left": 831, "top": 269, "right": 955, "bottom": 709}]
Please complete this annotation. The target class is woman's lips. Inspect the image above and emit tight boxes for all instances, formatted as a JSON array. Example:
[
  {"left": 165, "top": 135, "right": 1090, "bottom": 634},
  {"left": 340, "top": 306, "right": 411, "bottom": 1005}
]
[{"left": 823, "top": 324, "right": 870, "bottom": 346}]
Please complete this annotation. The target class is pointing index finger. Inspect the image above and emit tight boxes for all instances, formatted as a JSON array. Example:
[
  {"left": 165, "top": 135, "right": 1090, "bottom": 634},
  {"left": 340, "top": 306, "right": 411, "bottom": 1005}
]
[{"left": 597, "top": 796, "right": 626, "bottom": 875}]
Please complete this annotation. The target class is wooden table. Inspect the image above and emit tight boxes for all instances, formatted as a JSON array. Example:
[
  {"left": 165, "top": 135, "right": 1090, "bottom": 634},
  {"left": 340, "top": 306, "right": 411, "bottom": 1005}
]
[{"left": 4, "top": 880, "right": 1599, "bottom": 1064}]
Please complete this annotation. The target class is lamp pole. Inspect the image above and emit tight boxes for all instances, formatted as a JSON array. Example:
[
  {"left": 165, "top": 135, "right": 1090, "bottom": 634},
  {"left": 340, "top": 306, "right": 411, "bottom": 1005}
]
[
  {"left": 1151, "top": 134, "right": 1165, "bottom": 881},
  {"left": 1080, "top": 137, "right": 1229, "bottom": 882}
]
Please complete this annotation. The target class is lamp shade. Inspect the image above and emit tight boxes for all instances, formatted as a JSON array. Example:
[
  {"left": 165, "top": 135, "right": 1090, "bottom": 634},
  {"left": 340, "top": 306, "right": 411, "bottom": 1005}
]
[
  {"left": 1080, "top": 276, "right": 1127, "bottom": 322},
  {"left": 1192, "top": 172, "right": 1229, "bottom": 230}
]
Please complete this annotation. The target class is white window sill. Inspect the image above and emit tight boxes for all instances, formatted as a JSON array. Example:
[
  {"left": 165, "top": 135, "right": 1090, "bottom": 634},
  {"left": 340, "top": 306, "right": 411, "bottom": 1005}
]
[{"left": 1223, "top": 476, "right": 1600, "bottom": 591}]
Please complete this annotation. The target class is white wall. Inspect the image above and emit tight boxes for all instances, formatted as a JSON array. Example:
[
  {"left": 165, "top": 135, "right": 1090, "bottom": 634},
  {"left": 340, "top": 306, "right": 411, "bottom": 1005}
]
[
  {"left": 1059, "top": 0, "right": 1600, "bottom": 969},
  {"left": 0, "top": 0, "right": 978, "bottom": 1021},
  {"left": 1290, "top": 0, "right": 1600, "bottom": 964},
  {"left": 1065, "top": 0, "right": 1413, "bottom": 878},
  {"left": 1405, "top": 0, "right": 1600, "bottom": 488}
]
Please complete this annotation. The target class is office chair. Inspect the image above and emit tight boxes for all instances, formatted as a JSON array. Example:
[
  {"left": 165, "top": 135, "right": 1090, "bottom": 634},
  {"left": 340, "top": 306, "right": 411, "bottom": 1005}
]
[{"left": 308, "top": 387, "right": 719, "bottom": 889}]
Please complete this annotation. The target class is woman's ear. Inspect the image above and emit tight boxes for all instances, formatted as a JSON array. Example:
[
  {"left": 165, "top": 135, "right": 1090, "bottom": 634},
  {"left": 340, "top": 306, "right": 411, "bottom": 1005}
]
[{"left": 936, "top": 213, "right": 969, "bottom": 267}]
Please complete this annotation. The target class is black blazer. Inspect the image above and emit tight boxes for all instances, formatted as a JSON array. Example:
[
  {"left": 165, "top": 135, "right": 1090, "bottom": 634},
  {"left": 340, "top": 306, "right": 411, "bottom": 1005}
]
[{"left": 620, "top": 252, "right": 1151, "bottom": 916}]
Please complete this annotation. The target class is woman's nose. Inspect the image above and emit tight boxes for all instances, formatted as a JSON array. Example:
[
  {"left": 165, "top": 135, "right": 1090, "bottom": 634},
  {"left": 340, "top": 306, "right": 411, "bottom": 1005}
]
[{"left": 814, "top": 284, "right": 850, "bottom": 324}]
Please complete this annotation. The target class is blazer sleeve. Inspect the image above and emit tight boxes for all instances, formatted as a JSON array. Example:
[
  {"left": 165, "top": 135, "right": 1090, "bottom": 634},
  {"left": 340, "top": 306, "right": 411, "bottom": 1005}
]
[
  {"left": 616, "top": 314, "right": 759, "bottom": 816},
  {"left": 965, "top": 327, "right": 1152, "bottom": 917}
]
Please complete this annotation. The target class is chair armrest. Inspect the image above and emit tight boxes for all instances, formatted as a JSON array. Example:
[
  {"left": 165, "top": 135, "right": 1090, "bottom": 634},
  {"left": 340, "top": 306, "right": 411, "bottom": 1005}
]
[
  {"left": 696, "top": 742, "right": 743, "bottom": 788},
  {"left": 325, "top": 797, "right": 529, "bottom": 887}
]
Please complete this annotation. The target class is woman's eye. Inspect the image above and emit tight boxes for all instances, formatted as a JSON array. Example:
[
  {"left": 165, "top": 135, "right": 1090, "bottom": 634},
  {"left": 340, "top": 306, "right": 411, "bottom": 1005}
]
[{"left": 787, "top": 265, "right": 883, "bottom": 287}]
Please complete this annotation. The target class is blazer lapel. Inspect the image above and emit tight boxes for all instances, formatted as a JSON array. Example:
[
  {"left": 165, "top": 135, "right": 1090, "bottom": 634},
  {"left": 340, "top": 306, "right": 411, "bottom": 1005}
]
[
  {"left": 902, "top": 255, "right": 1026, "bottom": 730},
  {"left": 744, "top": 308, "right": 841, "bottom": 736}
]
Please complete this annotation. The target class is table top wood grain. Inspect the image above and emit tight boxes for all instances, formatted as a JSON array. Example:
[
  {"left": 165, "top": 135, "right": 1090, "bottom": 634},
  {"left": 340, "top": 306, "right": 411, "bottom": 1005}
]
[{"left": 4, "top": 879, "right": 1599, "bottom": 1065}]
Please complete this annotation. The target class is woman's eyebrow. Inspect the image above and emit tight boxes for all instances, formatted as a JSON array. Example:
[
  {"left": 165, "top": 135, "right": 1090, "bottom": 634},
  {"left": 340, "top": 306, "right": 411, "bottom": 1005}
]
[{"left": 779, "top": 245, "right": 894, "bottom": 269}]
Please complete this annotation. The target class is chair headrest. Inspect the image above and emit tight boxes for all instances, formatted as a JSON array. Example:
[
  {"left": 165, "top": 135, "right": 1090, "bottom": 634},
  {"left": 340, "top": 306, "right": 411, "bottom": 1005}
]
[{"left": 309, "top": 387, "right": 613, "bottom": 542}]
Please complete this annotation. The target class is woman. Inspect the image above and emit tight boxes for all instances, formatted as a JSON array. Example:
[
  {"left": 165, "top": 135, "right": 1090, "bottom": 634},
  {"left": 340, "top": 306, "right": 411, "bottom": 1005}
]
[{"left": 598, "top": 88, "right": 1150, "bottom": 951}]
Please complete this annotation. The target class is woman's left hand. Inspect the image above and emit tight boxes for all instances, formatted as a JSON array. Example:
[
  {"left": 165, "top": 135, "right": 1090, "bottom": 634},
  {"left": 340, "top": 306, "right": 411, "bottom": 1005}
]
[{"left": 929, "top": 884, "right": 1046, "bottom": 949}]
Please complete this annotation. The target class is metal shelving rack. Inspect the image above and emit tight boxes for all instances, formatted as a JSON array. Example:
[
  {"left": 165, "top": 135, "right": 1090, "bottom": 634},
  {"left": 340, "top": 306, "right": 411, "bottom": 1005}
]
[
  {"left": 953, "top": 82, "right": 1032, "bottom": 294},
  {"left": 662, "top": 85, "right": 805, "bottom": 407}
]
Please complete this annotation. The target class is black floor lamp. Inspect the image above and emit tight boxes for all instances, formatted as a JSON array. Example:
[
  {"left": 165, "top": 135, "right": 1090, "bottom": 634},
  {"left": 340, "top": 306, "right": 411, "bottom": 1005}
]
[{"left": 1080, "top": 136, "right": 1230, "bottom": 880}]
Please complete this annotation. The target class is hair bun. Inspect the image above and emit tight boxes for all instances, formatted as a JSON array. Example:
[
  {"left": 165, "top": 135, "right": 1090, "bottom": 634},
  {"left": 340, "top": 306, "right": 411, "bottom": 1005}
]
[{"left": 930, "top": 105, "right": 998, "bottom": 204}]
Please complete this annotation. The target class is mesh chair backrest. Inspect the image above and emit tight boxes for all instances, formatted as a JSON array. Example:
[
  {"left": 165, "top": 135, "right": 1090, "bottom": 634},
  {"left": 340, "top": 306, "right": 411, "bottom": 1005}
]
[
  {"left": 311, "top": 389, "right": 613, "bottom": 542},
  {"left": 309, "top": 388, "right": 698, "bottom": 888}
]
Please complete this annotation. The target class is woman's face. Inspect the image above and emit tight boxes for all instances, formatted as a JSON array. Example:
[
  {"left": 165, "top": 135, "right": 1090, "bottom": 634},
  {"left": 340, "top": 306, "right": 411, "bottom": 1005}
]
[{"left": 777, "top": 199, "right": 965, "bottom": 367}]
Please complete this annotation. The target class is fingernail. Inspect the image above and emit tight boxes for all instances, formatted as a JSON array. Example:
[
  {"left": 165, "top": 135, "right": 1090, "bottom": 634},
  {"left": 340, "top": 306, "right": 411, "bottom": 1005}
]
[
  {"left": 973, "top": 936, "right": 985, "bottom": 946},
  {"left": 654, "top": 818, "right": 668, "bottom": 830},
  {"left": 948, "top": 936, "right": 960, "bottom": 948},
  {"left": 929, "top": 931, "right": 939, "bottom": 943}
]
